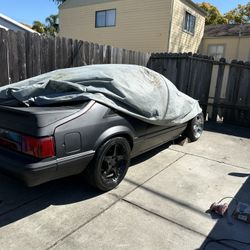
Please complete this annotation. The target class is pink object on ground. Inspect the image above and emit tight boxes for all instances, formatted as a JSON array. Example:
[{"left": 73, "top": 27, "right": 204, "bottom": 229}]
[{"left": 210, "top": 202, "right": 229, "bottom": 216}]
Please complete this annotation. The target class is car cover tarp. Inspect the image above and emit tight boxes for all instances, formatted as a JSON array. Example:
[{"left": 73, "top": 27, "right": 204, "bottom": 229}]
[{"left": 0, "top": 64, "right": 202, "bottom": 126}]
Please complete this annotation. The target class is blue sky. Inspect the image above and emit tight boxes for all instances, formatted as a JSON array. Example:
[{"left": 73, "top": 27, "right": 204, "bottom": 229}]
[
  {"left": 201, "top": 0, "right": 249, "bottom": 14},
  {"left": 0, "top": 0, "right": 249, "bottom": 26}
]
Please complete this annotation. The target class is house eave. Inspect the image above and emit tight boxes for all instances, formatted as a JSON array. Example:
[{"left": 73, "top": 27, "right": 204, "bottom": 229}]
[
  {"left": 183, "top": 0, "right": 207, "bottom": 16},
  {"left": 0, "top": 13, "right": 37, "bottom": 33}
]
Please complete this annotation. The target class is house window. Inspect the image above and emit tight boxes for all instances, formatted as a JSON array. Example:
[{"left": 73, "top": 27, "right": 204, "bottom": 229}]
[
  {"left": 96, "top": 9, "right": 116, "bottom": 28},
  {"left": 208, "top": 45, "right": 225, "bottom": 60},
  {"left": 184, "top": 12, "right": 196, "bottom": 34}
]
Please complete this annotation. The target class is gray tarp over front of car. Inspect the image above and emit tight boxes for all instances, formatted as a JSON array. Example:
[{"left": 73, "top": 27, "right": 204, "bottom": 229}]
[{"left": 0, "top": 64, "right": 202, "bottom": 126}]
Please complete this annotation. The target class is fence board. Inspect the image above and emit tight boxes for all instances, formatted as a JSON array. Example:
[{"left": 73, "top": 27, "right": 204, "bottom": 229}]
[
  {"left": 0, "top": 29, "right": 9, "bottom": 86},
  {"left": 33, "top": 34, "right": 41, "bottom": 76},
  {"left": 16, "top": 31, "right": 27, "bottom": 81},
  {"left": 25, "top": 32, "right": 33, "bottom": 78},
  {"left": 8, "top": 30, "right": 19, "bottom": 83}
]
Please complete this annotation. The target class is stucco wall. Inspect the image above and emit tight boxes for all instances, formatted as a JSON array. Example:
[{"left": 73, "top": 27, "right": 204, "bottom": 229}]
[
  {"left": 168, "top": 0, "right": 205, "bottom": 53},
  {"left": 59, "top": 0, "right": 172, "bottom": 53},
  {"left": 201, "top": 36, "right": 250, "bottom": 62}
]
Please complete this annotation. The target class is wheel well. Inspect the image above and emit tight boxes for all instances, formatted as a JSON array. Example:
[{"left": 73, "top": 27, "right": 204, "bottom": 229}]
[
  {"left": 118, "top": 133, "right": 133, "bottom": 150},
  {"left": 101, "top": 133, "right": 134, "bottom": 151}
]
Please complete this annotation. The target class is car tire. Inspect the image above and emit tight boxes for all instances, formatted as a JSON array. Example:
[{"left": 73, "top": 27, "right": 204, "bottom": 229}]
[
  {"left": 87, "top": 137, "right": 131, "bottom": 192},
  {"left": 186, "top": 113, "right": 204, "bottom": 142}
]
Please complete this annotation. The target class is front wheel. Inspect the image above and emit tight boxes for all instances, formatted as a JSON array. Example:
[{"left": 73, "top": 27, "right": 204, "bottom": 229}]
[
  {"left": 87, "top": 137, "right": 131, "bottom": 192},
  {"left": 186, "top": 113, "right": 204, "bottom": 142}
]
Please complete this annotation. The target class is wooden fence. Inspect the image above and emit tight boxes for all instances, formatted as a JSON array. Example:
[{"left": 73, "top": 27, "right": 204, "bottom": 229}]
[
  {"left": 148, "top": 53, "right": 250, "bottom": 127},
  {"left": 0, "top": 28, "right": 150, "bottom": 86},
  {"left": 1, "top": 28, "right": 250, "bottom": 127}
]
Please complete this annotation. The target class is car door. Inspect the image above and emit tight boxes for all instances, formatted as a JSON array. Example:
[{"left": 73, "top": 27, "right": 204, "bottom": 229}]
[{"left": 144, "top": 122, "right": 187, "bottom": 151}]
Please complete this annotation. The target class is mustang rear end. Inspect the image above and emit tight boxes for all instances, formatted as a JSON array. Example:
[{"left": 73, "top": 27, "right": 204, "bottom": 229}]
[{"left": 0, "top": 101, "right": 95, "bottom": 186}]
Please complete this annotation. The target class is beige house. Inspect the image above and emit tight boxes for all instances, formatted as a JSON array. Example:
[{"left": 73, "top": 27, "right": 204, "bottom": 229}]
[
  {"left": 59, "top": 0, "right": 206, "bottom": 53},
  {"left": 200, "top": 24, "right": 250, "bottom": 62}
]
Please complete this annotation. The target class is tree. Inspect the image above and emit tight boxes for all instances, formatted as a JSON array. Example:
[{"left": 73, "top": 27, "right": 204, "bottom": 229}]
[
  {"left": 198, "top": 2, "right": 227, "bottom": 25},
  {"left": 224, "top": 3, "right": 250, "bottom": 24},
  {"left": 32, "top": 15, "right": 59, "bottom": 36},
  {"left": 32, "top": 21, "right": 46, "bottom": 34},
  {"left": 45, "top": 14, "right": 59, "bottom": 35}
]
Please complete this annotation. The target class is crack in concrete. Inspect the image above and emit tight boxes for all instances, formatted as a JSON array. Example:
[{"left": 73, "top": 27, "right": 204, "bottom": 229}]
[
  {"left": 169, "top": 148, "right": 250, "bottom": 171},
  {"left": 121, "top": 199, "right": 235, "bottom": 250}
]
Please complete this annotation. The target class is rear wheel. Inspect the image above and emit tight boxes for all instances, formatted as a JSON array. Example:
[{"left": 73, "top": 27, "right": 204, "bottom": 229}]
[
  {"left": 186, "top": 113, "right": 204, "bottom": 142},
  {"left": 87, "top": 137, "right": 131, "bottom": 191}
]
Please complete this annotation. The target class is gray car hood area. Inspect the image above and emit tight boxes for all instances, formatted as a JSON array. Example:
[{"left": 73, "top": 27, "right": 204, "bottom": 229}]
[{"left": 0, "top": 64, "right": 202, "bottom": 126}]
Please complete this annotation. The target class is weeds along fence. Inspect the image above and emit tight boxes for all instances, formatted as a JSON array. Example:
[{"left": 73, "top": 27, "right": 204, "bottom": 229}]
[
  {"left": 0, "top": 29, "right": 150, "bottom": 86},
  {"left": 148, "top": 53, "right": 250, "bottom": 127},
  {"left": 1, "top": 28, "right": 250, "bottom": 127}
]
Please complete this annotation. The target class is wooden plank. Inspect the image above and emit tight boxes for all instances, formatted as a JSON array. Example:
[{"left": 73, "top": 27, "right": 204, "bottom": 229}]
[
  {"left": 93, "top": 43, "right": 100, "bottom": 64},
  {"left": 99, "top": 44, "right": 104, "bottom": 64},
  {"left": 122, "top": 49, "right": 127, "bottom": 64},
  {"left": 16, "top": 31, "right": 27, "bottom": 81},
  {"left": 75, "top": 40, "right": 84, "bottom": 66},
  {"left": 111, "top": 47, "right": 116, "bottom": 64},
  {"left": 25, "top": 32, "right": 33, "bottom": 78},
  {"left": 56, "top": 36, "right": 63, "bottom": 69},
  {"left": 224, "top": 63, "right": 241, "bottom": 123},
  {"left": 175, "top": 56, "right": 189, "bottom": 93},
  {"left": 0, "top": 29, "right": 10, "bottom": 86},
  {"left": 7, "top": 30, "right": 19, "bottom": 83},
  {"left": 212, "top": 61, "right": 226, "bottom": 120},
  {"left": 66, "top": 38, "right": 73, "bottom": 68},
  {"left": 235, "top": 66, "right": 250, "bottom": 126},
  {"left": 102, "top": 45, "right": 109, "bottom": 64},
  {"left": 128, "top": 50, "right": 133, "bottom": 65},
  {"left": 40, "top": 36, "right": 49, "bottom": 74},
  {"left": 32, "top": 33, "right": 41, "bottom": 77},
  {"left": 61, "top": 37, "right": 68, "bottom": 68},
  {"left": 116, "top": 48, "right": 123, "bottom": 64},
  {"left": 82, "top": 41, "right": 90, "bottom": 65},
  {"left": 47, "top": 36, "right": 56, "bottom": 71},
  {"left": 89, "top": 42, "right": 94, "bottom": 65}
]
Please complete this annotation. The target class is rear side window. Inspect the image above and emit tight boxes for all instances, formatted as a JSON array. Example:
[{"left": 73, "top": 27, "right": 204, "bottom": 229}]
[{"left": 96, "top": 9, "right": 116, "bottom": 28}]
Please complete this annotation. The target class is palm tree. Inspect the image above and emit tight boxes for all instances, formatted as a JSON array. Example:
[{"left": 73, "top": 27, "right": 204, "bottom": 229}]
[
  {"left": 45, "top": 14, "right": 59, "bottom": 35},
  {"left": 32, "top": 21, "right": 46, "bottom": 34}
]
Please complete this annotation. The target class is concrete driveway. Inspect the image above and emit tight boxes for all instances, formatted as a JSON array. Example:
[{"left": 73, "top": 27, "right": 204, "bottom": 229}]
[{"left": 0, "top": 122, "right": 250, "bottom": 250}]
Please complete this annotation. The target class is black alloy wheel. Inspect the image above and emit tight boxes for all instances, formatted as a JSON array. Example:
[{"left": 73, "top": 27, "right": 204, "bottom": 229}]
[{"left": 88, "top": 137, "right": 131, "bottom": 191}]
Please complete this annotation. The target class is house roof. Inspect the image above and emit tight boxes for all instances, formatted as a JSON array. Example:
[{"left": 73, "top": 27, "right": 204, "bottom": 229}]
[
  {"left": 183, "top": 0, "right": 206, "bottom": 16},
  {"left": 60, "top": 0, "right": 206, "bottom": 15},
  {"left": 0, "top": 13, "right": 37, "bottom": 33},
  {"left": 204, "top": 24, "right": 250, "bottom": 37},
  {"left": 60, "top": 0, "right": 119, "bottom": 9}
]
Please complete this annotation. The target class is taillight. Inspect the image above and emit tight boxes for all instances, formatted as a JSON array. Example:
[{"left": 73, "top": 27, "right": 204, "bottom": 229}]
[
  {"left": 22, "top": 136, "right": 55, "bottom": 159},
  {"left": 0, "top": 128, "right": 55, "bottom": 159}
]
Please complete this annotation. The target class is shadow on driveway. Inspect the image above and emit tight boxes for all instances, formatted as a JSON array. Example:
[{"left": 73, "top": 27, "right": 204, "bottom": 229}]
[
  {"left": 204, "top": 121, "right": 250, "bottom": 139},
  {"left": 0, "top": 142, "right": 172, "bottom": 228},
  {"left": 200, "top": 174, "right": 250, "bottom": 250}
]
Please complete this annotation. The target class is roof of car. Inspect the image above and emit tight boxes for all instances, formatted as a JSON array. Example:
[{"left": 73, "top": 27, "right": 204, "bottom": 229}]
[{"left": 204, "top": 24, "right": 250, "bottom": 37}]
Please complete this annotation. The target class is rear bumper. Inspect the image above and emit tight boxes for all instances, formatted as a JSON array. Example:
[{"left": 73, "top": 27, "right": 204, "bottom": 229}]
[{"left": 0, "top": 147, "right": 94, "bottom": 186}]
